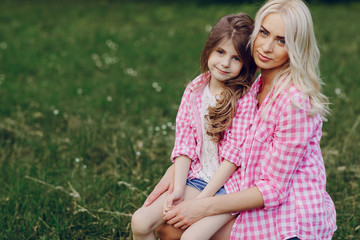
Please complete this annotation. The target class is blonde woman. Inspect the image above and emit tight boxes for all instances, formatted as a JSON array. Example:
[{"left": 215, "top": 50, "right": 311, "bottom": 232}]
[{"left": 145, "top": 0, "right": 337, "bottom": 239}]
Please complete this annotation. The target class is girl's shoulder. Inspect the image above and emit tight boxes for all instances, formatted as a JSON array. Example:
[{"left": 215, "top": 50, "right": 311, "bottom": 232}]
[{"left": 186, "top": 72, "right": 211, "bottom": 92}]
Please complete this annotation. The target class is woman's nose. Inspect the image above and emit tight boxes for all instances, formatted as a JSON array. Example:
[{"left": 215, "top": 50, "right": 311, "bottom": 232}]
[{"left": 262, "top": 39, "right": 273, "bottom": 53}]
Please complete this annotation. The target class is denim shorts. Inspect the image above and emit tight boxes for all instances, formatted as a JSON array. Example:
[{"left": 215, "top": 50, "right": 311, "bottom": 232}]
[{"left": 186, "top": 178, "right": 227, "bottom": 195}]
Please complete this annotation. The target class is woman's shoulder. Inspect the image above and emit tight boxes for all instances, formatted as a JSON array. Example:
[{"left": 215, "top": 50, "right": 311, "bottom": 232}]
[{"left": 277, "top": 83, "right": 310, "bottom": 107}]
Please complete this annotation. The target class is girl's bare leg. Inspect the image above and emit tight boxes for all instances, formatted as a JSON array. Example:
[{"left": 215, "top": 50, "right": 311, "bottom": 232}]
[
  {"left": 157, "top": 204, "right": 235, "bottom": 240},
  {"left": 131, "top": 192, "right": 168, "bottom": 240},
  {"left": 180, "top": 213, "right": 234, "bottom": 240},
  {"left": 156, "top": 186, "right": 201, "bottom": 240}
]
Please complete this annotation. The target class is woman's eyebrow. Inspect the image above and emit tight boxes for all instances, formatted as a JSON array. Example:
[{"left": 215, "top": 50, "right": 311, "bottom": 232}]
[{"left": 261, "top": 25, "right": 285, "bottom": 38}]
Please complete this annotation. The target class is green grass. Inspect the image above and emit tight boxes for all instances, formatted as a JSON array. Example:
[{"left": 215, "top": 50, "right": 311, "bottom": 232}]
[{"left": 0, "top": 0, "right": 359, "bottom": 239}]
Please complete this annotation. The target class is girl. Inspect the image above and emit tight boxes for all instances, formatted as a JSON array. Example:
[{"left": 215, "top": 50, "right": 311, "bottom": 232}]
[
  {"left": 131, "top": 13, "right": 257, "bottom": 240},
  {"left": 148, "top": 0, "right": 337, "bottom": 239}
]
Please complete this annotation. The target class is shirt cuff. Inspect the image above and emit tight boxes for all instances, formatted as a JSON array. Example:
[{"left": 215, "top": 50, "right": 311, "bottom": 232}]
[{"left": 255, "top": 180, "right": 280, "bottom": 210}]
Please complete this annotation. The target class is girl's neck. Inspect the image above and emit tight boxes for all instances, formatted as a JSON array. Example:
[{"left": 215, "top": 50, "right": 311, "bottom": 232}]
[{"left": 208, "top": 78, "right": 224, "bottom": 96}]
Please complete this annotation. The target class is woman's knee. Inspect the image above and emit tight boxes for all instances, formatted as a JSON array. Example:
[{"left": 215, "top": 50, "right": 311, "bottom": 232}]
[{"left": 156, "top": 223, "right": 183, "bottom": 240}]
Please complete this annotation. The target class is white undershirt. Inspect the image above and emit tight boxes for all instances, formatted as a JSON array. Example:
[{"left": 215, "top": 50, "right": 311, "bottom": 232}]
[{"left": 198, "top": 84, "right": 219, "bottom": 182}]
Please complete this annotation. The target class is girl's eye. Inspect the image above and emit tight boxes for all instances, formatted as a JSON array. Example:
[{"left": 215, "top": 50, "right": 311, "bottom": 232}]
[
  {"left": 233, "top": 56, "right": 241, "bottom": 62},
  {"left": 217, "top": 50, "right": 224, "bottom": 55}
]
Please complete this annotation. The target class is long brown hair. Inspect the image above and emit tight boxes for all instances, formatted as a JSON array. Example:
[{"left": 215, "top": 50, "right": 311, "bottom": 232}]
[{"left": 200, "top": 13, "right": 256, "bottom": 143}]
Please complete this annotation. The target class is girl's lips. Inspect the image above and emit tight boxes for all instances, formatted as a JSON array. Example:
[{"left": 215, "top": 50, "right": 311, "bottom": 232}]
[
  {"left": 258, "top": 52, "right": 271, "bottom": 62},
  {"left": 216, "top": 67, "right": 228, "bottom": 74}
]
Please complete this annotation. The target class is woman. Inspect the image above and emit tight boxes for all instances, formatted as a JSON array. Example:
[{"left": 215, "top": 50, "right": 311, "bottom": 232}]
[{"left": 143, "top": 0, "right": 337, "bottom": 239}]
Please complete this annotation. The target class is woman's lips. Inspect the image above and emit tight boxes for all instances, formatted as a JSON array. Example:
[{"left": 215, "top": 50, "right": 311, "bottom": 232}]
[{"left": 258, "top": 52, "right": 271, "bottom": 62}]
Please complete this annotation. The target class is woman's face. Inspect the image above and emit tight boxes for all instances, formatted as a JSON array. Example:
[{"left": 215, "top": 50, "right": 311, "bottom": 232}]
[{"left": 253, "top": 13, "right": 289, "bottom": 77}]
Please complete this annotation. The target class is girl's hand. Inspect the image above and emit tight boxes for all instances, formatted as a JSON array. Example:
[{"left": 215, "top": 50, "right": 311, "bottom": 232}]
[
  {"left": 163, "top": 198, "right": 208, "bottom": 230},
  {"left": 163, "top": 190, "right": 184, "bottom": 215}
]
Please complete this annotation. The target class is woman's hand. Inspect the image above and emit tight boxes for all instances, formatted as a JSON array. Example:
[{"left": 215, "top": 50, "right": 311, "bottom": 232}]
[
  {"left": 143, "top": 165, "right": 175, "bottom": 207},
  {"left": 163, "top": 198, "right": 209, "bottom": 230}
]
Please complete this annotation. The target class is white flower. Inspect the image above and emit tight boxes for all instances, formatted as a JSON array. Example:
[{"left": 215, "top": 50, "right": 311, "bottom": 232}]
[
  {"left": 0, "top": 42, "right": 7, "bottom": 49},
  {"left": 107, "top": 96, "right": 113, "bottom": 102},
  {"left": 75, "top": 158, "right": 81, "bottom": 163},
  {"left": 106, "top": 39, "right": 118, "bottom": 50},
  {"left": 53, "top": 109, "right": 59, "bottom": 115},
  {"left": 125, "top": 68, "right": 138, "bottom": 77},
  {"left": 205, "top": 24, "right": 212, "bottom": 33},
  {"left": 335, "top": 88, "right": 341, "bottom": 95},
  {"left": 77, "top": 88, "right": 83, "bottom": 95},
  {"left": 152, "top": 82, "right": 159, "bottom": 88}
]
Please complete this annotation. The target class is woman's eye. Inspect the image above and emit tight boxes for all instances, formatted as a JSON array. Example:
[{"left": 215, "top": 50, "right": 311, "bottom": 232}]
[
  {"left": 278, "top": 39, "right": 285, "bottom": 45},
  {"left": 259, "top": 30, "right": 267, "bottom": 36},
  {"left": 217, "top": 50, "right": 224, "bottom": 55},
  {"left": 234, "top": 56, "right": 241, "bottom": 62}
]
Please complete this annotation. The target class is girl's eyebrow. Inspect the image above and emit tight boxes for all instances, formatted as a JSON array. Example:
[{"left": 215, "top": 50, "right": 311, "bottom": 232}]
[{"left": 217, "top": 47, "right": 226, "bottom": 52}]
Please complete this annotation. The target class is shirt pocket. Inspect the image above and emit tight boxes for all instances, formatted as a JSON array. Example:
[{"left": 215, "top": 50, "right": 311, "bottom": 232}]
[{"left": 254, "top": 121, "right": 275, "bottom": 143}]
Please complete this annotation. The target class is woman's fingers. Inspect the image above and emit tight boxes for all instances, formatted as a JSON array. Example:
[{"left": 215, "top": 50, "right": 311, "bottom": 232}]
[{"left": 144, "top": 185, "right": 166, "bottom": 206}]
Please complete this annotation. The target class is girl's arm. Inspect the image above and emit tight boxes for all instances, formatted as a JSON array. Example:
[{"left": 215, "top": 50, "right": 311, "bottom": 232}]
[
  {"left": 164, "top": 186, "right": 264, "bottom": 229},
  {"left": 164, "top": 156, "right": 191, "bottom": 211},
  {"left": 196, "top": 160, "right": 237, "bottom": 199}
]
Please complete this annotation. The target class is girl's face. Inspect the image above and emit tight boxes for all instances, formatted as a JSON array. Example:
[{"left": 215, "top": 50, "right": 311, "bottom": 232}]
[
  {"left": 253, "top": 13, "right": 289, "bottom": 77},
  {"left": 208, "top": 38, "right": 243, "bottom": 85}
]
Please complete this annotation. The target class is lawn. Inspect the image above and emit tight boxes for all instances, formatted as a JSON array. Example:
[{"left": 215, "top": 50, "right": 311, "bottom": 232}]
[{"left": 0, "top": 0, "right": 359, "bottom": 239}]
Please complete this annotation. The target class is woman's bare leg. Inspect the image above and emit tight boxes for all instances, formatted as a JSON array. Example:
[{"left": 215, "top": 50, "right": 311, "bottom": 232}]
[{"left": 210, "top": 217, "right": 235, "bottom": 240}]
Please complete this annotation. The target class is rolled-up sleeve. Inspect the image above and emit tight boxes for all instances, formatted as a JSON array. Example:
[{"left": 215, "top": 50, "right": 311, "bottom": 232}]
[
  {"left": 255, "top": 94, "right": 315, "bottom": 209},
  {"left": 220, "top": 92, "right": 256, "bottom": 166},
  {"left": 170, "top": 86, "right": 198, "bottom": 162}
]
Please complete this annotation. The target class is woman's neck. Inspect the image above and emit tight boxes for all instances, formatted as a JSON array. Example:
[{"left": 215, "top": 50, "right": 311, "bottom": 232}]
[
  {"left": 260, "top": 68, "right": 276, "bottom": 87},
  {"left": 257, "top": 69, "right": 276, "bottom": 107}
]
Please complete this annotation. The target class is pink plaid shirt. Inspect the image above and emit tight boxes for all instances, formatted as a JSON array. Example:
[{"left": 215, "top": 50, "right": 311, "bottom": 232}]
[
  {"left": 229, "top": 76, "right": 337, "bottom": 240},
  {"left": 170, "top": 72, "right": 256, "bottom": 194}
]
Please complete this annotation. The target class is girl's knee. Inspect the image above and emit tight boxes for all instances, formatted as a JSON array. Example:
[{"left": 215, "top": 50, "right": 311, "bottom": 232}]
[{"left": 131, "top": 208, "right": 152, "bottom": 235}]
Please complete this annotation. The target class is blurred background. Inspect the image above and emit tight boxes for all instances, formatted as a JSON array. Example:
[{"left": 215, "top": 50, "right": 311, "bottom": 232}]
[{"left": 0, "top": 0, "right": 359, "bottom": 239}]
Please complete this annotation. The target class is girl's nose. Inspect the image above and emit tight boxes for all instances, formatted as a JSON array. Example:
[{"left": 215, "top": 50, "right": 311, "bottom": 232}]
[{"left": 221, "top": 57, "right": 231, "bottom": 68}]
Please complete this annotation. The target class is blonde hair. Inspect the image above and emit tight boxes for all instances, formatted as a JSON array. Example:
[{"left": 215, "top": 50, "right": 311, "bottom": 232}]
[
  {"left": 249, "top": 0, "right": 330, "bottom": 118},
  {"left": 200, "top": 13, "right": 257, "bottom": 142}
]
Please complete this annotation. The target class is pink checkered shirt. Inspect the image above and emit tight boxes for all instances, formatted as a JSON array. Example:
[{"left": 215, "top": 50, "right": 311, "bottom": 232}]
[
  {"left": 229, "top": 76, "right": 337, "bottom": 240},
  {"left": 170, "top": 72, "right": 256, "bottom": 194}
]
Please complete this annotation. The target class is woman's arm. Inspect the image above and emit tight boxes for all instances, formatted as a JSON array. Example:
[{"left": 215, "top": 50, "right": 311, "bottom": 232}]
[
  {"left": 163, "top": 186, "right": 264, "bottom": 229},
  {"left": 196, "top": 160, "right": 237, "bottom": 199},
  {"left": 143, "top": 164, "right": 175, "bottom": 207}
]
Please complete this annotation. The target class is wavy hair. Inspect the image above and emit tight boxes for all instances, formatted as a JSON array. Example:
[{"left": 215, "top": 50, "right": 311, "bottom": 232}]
[
  {"left": 200, "top": 13, "right": 257, "bottom": 143},
  {"left": 249, "top": 0, "right": 330, "bottom": 119}
]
